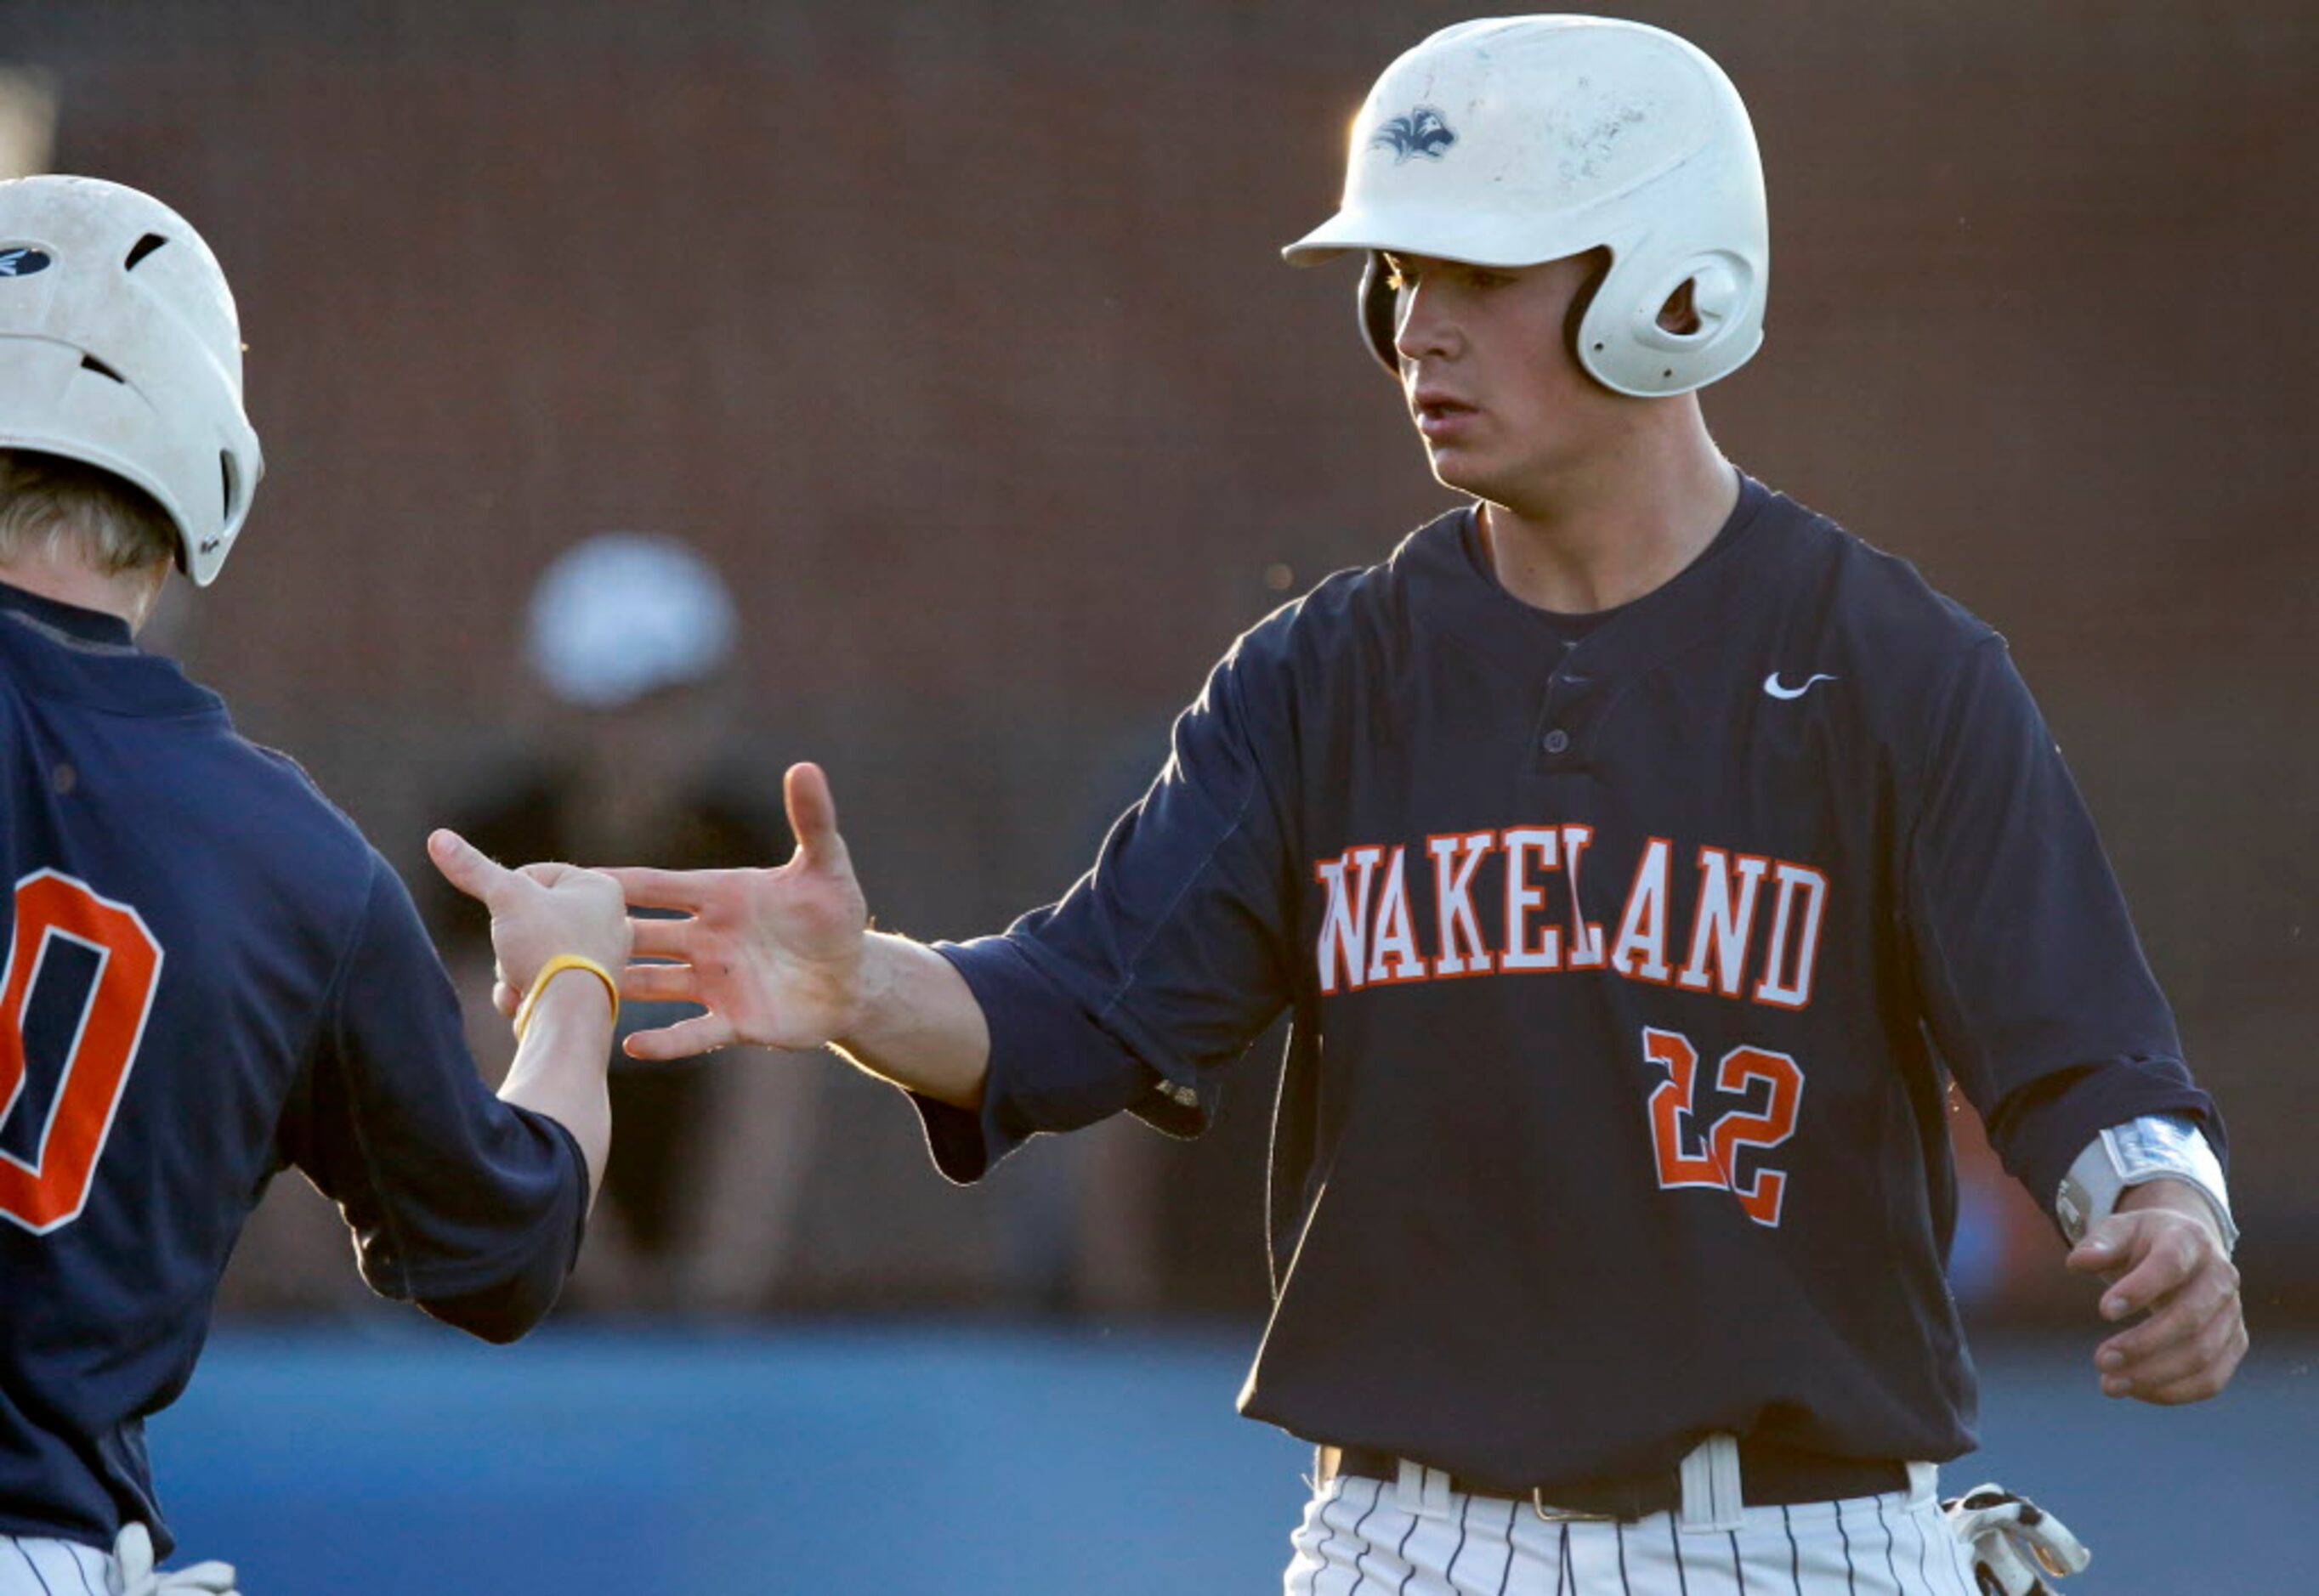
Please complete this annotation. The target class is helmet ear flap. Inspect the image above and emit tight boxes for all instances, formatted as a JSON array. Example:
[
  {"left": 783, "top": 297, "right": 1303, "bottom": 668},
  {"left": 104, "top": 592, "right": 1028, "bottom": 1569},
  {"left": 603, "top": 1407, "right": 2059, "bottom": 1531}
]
[
  {"left": 1680, "top": 258, "right": 1747, "bottom": 335},
  {"left": 1358, "top": 252, "right": 1399, "bottom": 373},
  {"left": 1560, "top": 248, "right": 1613, "bottom": 390},
  {"left": 1576, "top": 247, "right": 1763, "bottom": 397}
]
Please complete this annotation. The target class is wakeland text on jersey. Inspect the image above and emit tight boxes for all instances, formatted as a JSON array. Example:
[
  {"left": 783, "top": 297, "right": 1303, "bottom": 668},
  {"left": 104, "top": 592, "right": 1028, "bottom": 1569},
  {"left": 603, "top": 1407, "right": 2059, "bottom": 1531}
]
[{"left": 1312, "top": 829, "right": 1828, "bottom": 1009}]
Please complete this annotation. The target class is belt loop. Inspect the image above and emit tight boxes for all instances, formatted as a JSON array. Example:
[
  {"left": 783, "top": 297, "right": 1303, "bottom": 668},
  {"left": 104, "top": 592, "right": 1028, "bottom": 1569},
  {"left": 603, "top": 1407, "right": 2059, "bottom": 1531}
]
[
  {"left": 1395, "top": 1458, "right": 1454, "bottom": 1521},
  {"left": 1905, "top": 1461, "right": 1937, "bottom": 1504},
  {"left": 1677, "top": 1434, "right": 1745, "bottom": 1534}
]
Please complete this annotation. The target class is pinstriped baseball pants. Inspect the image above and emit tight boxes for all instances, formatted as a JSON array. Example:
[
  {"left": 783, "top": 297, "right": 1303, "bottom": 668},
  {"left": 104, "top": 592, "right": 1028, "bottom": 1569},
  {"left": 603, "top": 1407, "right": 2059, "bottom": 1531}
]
[
  {"left": 0, "top": 1537, "right": 111, "bottom": 1596},
  {"left": 1284, "top": 1473, "right": 1984, "bottom": 1595}
]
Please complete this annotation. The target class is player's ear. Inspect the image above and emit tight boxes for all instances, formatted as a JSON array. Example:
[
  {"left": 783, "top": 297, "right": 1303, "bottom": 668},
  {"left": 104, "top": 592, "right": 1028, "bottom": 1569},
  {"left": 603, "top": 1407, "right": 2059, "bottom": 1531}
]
[{"left": 1657, "top": 277, "right": 1701, "bottom": 336}]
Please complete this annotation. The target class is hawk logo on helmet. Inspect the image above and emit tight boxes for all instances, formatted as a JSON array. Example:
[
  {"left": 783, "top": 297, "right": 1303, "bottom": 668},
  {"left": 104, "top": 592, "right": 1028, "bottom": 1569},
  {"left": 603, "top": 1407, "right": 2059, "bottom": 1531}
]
[
  {"left": 0, "top": 248, "right": 53, "bottom": 278},
  {"left": 1370, "top": 108, "right": 1457, "bottom": 164}
]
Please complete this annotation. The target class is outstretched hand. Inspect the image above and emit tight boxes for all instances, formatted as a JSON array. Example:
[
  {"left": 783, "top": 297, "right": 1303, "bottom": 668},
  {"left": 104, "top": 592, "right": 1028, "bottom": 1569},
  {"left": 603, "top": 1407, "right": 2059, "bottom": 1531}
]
[
  {"left": 608, "top": 762, "right": 870, "bottom": 1060},
  {"left": 428, "top": 829, "right": 632, "bottom": 1017},
  {"left": 2064, "top": 1180, "right": 2246, "bottom": 1405}
]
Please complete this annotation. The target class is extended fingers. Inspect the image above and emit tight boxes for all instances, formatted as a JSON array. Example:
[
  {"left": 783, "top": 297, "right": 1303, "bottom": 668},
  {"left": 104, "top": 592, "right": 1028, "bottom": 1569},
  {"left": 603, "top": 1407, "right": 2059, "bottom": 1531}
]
[
  {"left": 620, "top": 962, "right": 697, "bottom": 1004},
  {"left": 427, "top": 829, "right": 516, "bottom": 907},
  {"left": 606, "top": 864, "right": 712, "bottom": 911},
  {"left": 622, "top": 1011, "right": 735, "bottom": 1061},
  {"left": 627, "top": 917, "right": 695, "bottom": 960}
]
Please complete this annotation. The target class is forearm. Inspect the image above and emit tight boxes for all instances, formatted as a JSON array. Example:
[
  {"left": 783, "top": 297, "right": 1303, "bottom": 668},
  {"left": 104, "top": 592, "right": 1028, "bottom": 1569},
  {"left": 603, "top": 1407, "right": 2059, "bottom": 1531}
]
[
  {"left": 496, "top": 976, "right": 615, "bottom": 1208},
  {"left": 831, "top": 931, "right": 990, "bottom": 1109},
  {"left": 2116, "top": 1176, "right": 2224, "bottom": 1235}
]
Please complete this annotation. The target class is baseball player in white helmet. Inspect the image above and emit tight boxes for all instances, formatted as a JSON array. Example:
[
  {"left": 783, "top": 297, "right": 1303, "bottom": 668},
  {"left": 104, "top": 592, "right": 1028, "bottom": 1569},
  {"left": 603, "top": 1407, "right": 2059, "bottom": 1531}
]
[
  {"left": 0, "top": 174, "right": 632, "bottom": 1594},
  {"left": 598, "top": 16, "right": 2243, "bottom": 1594}
]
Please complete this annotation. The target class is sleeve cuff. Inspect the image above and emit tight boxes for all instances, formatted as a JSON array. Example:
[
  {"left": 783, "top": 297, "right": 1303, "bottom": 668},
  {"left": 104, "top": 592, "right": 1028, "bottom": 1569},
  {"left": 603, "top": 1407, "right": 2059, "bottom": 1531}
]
[
  {"left": 390, "top": 1110, "right": 589, "bottom": 1339},
  {"left": 906, "top": 1089, "right": 1001, "bottom": 1186},
  {"left": 1993, "top": 1062, "right": 2221, "bottom": 1236},
  {"left": 906, "top": 936, "right": 1202, "bottom": 1186}
]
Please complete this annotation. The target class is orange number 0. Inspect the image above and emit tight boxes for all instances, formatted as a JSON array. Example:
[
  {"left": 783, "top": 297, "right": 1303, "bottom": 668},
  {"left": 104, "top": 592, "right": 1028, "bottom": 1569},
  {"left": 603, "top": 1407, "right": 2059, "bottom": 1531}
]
[
  {"left": 0, "top": 870, "right": 164, "bottom": 1233},
  {"left": 1643, "top": 1026, "right": 1804, "bottom": 1227}
]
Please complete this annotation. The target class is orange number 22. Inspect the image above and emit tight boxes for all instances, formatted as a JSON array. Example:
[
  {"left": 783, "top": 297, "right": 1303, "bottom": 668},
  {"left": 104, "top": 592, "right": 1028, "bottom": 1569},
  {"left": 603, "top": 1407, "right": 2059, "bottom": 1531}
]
[{"left": 1643, "top": 1026, "right": 1804, "bottom": 1226}]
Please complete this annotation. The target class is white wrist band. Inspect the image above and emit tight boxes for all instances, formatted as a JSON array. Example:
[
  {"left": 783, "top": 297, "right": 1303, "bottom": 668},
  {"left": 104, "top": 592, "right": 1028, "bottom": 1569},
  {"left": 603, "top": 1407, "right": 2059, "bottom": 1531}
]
[{"left": 2055, "top": 1115, "right": 2237, "bottom": 1254}]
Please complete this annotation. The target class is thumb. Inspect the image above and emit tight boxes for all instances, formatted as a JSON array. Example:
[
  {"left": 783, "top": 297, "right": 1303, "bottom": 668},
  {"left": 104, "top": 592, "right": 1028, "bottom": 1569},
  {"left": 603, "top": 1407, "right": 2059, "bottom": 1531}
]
[
  {"left": 428, "top": 829, "right": 514, "bottom": 908},
  {"left": 2065, "top": 1213, "right": 2136, "bottom": 1274},
  {"left": 785, "top": 761, "right": 850, "bottom": 874}
]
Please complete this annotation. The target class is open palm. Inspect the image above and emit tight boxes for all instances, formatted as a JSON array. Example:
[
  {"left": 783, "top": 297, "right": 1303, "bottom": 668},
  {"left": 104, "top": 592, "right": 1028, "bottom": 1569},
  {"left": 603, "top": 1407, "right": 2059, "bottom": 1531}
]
[{"left": 610, "top": 762, "right": 869, "bottom": 1059}]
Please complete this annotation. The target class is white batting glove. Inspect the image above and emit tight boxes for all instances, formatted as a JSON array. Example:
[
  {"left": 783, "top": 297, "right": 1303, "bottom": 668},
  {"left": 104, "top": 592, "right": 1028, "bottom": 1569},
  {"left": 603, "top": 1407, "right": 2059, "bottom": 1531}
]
[
  {"left": 111, "top": 1522, "right": 241, "bottom": 1596},
  {"left": 1941, "top": 1485, "right": 2091, "bottom": 1596}
]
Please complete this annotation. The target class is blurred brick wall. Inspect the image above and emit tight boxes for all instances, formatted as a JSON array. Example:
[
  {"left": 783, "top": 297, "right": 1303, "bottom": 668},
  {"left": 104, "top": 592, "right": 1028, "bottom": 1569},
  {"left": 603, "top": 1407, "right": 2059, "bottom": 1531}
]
[{"left": 7, "top": 1, "right": 2313, "bottom": 1306}]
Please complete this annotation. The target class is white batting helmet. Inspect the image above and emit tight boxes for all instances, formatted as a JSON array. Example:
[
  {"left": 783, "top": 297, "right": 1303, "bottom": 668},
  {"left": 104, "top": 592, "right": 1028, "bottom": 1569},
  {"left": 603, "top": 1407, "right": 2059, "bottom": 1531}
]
[
  {"left": 0, "top": 174, "right": 262, "bottom": 586},
  {"left": 1283, "top": 16, "right": 1768, "bottom": 398}
]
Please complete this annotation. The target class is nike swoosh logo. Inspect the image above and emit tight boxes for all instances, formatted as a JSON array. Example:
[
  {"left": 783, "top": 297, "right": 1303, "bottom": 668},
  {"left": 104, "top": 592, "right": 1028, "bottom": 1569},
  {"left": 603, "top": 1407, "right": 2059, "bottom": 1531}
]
[{"left": 1762, "top": 672, "right": 1838, "bottom": 700}]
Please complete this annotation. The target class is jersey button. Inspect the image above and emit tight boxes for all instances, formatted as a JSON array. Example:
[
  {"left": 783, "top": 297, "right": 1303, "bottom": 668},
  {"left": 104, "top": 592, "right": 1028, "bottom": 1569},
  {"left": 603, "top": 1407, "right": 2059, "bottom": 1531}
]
[{"left": 1542, "top": 728, "right": 1571, "bottom": 754}]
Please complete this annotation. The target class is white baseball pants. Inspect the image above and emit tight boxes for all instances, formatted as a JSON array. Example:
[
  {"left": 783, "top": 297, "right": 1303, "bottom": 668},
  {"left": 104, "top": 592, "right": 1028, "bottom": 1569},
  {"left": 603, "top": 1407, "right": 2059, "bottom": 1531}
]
[
  {"left": 2, "top": 1529, "right": 231, "bottom": 1596},
  {"left": 1284, "top": 1464, "right": 1984, "bottom": 1595},
  {"left": 0, "top": 1536, "right": 110, "bottom": 1596}
]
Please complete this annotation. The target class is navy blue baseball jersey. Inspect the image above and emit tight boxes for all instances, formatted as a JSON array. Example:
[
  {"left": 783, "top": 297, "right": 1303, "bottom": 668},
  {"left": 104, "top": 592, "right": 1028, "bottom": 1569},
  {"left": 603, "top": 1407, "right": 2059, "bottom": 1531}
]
[
  {"left": 918, "top": 473, "right": 2219, "bottom": 1487},
  {"left": 0, "top": 582, "right": 587, "bottom": 1555}
]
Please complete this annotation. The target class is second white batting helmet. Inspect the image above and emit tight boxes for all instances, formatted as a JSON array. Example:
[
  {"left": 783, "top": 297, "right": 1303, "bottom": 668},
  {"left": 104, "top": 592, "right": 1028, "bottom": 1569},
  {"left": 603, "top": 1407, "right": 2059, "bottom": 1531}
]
[
  {"left": 524, "top": 533, "right": 739, "bottom": 710},
  {"left": 1283, "top": 15, "right": 1768, "bottom": 398},
  {"left": 0, "top": 174, "right": 263, "bottom": 586}
]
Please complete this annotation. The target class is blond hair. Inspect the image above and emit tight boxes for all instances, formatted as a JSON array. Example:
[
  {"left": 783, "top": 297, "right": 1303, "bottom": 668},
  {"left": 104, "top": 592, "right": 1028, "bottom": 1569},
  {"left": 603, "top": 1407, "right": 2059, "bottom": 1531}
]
[{"left": 0, "top": 449, "right": 179, "bottom": 577}]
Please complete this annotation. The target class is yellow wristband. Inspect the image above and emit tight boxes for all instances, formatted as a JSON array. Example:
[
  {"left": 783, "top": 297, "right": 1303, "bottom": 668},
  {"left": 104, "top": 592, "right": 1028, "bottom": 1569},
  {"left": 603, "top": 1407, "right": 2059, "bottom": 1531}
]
[{"left": 511, "top": 954, "right": 620, "bottom": 1042}]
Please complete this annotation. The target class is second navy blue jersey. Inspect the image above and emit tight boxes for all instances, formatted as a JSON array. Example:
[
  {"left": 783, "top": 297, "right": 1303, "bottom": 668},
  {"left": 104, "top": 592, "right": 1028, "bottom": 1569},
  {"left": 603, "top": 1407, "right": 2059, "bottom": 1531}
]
[
  {"left": 0, "top": 584, "right": 587, "bottom": 1554},
  {"left": 919, "top": 475, "right": 2218, "bottom": 1487}
]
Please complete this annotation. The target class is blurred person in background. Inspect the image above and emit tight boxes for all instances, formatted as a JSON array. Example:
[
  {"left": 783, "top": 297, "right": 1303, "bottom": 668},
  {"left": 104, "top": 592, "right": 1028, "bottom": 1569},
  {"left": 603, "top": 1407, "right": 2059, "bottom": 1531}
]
[
  {"left": 428, "top": 532, "right": 809, "bottom": 1315},
  {"left": 0, "top": 174, "right": 627, "bottom": 1594}
]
